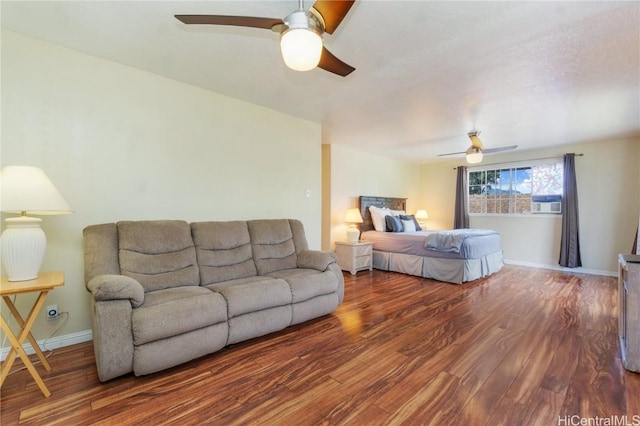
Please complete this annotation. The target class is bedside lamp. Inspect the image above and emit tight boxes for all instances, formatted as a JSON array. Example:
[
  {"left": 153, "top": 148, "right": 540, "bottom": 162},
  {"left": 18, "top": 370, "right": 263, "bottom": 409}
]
[
  {"left": 415, "top": 209, "right": 429, "bottom": 227},
  {"left": 1, "top": 166, "right": 73, "bottom": 282},
  {"left": 344, "top": 208, "right": 363, "bottom": 243}
]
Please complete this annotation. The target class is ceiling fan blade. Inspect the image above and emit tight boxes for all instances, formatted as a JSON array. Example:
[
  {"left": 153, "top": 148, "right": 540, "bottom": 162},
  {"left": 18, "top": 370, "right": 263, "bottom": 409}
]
[
  {"left": 468, "top": 133, "right": 484, "bottom": 149},
  {"left": 318, "top": 47, "right": 355, "bottom": 77},
  {"left": 437, "top": 151, "right": 466, "bottom": 157},
  {"left": 483, "top": 145, "right": 518, "bottom": 154},
  {"left": 175, "top": 15, "right": 283, "bottom": 30},
  {"left": 311, "top": 0, "right": 355, "bottom": 34}
]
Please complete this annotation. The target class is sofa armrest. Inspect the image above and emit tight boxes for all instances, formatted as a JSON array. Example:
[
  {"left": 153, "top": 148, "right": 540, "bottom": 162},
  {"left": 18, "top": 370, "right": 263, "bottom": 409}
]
[
  {"left": 87, "top": 275, "right": 145, "bottom": 308},
  {"left": 91, "top": 299, "right": 135, "bottom": 381},
  {"left": 297, "top": 250, "right": 336, "bottom": 271}
]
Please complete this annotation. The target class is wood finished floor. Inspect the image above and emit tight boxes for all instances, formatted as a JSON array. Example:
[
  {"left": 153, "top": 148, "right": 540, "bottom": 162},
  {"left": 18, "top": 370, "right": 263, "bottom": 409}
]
[{"left": 1, "top": 265, "right": 639, "bottom": 425}]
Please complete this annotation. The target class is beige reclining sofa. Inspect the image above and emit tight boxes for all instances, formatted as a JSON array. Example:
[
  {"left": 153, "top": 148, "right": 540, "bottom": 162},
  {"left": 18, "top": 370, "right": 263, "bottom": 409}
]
[{"left": 83, "top": 219, "right": 344, "bottom": 382}]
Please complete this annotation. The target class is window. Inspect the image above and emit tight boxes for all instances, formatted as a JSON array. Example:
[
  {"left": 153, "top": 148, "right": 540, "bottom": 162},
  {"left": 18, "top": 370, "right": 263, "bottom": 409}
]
[{"left": 468, "top": 160, "right": 563, "bottom": 215}]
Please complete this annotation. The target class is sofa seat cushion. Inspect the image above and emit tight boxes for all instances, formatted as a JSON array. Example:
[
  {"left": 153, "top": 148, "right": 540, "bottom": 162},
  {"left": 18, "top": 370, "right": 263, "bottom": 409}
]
[
  {"left": 206, "top": 278, "right": 292, "bottom": 319},
  {"left": 205, "top": 275, "right": 278, "bottom": 290},
  {"left": 267, "top": 269, "right": 339, "bottom": 303},
  {"left": 132, "top": 286, "right": 227, "bottom": 346}
]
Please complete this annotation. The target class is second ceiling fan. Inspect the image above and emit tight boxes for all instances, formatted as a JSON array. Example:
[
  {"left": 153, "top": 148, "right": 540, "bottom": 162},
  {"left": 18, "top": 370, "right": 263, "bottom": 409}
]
[
  {"left": 175, "top": 0, "right": 356, "bottom": 77},
  {"left": 439, "top": 131, "right": 518, "bottom": 164}
]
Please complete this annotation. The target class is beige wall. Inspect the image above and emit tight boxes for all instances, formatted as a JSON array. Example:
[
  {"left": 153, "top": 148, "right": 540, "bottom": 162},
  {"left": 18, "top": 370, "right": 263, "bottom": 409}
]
[
  {"left": 323, "top": 144, "right": 422, "bottom": 250},
  {"left": 420, "top": 137, "right": 640, "bottom": 274},
  {"left": 1, "top": 31, "right": 322, "bottom": 350},
  {"left": 419, "top": 160, "right": 459, "bottom": 230}
]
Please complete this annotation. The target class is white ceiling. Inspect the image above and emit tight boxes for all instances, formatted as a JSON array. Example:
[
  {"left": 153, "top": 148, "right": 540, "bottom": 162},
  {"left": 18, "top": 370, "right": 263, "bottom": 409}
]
[{"left": 2, "top": 1, "right": 639, "bottom": 163}]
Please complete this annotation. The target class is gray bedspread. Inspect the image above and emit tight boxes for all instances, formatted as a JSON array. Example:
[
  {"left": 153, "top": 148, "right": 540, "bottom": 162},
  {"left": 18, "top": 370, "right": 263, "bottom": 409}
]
[
  {"left": 424, "top": 229, "right": 498, "bottom": 253},
  {"left": 360, "top": 229, "right": 501, "bottom": 260}
]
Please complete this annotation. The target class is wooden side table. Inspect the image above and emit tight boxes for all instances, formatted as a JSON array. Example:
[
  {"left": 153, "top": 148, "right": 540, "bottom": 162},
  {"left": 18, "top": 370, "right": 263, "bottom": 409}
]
[
  {"left": 335, "top": 241, "right": 373, "bottom": 275},
  {"left": 1, "top": 271, "right": 65, "bottom": 397}
]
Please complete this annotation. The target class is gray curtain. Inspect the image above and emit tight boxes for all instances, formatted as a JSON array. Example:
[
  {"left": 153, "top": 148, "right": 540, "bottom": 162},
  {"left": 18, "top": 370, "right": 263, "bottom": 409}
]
[
  {"left": 454, "top": 166, "right": 469, "bottom": 229},
  {"left": 559, "top": 153, "right": 582, "bottom": 267}
]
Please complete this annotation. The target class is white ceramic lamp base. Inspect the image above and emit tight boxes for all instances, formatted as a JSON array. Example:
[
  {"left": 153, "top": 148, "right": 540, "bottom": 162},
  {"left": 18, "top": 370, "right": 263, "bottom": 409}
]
[
  {"left": 1, "top": 216, "right": 46, "bottom": 282},
  {"left": 346, "top": 226, "right": 360, "bottom": 243}
]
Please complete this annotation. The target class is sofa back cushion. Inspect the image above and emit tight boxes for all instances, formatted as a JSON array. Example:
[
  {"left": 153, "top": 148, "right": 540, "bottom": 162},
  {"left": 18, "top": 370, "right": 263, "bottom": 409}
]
[
  {"left": 288, "top": 219, "right": 310, "bottom": 253},
  {"left": 83, "top": 223, "right": 121, "bottom": 287},
  {"left": 248, "top": 219, "right": 304, "bottom": 275},
  {"left": 191, "top": 221, "right": 258, "bottom": 285},
  {"left": 118, "top": 220, "right": 199, "bottom": 292}
]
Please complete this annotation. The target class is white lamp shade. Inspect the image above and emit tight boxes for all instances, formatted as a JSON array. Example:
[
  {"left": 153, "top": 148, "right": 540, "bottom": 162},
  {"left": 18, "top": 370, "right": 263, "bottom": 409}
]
[
  {"left": 415, "top": 210, "right": 429, "bottom": 220},
  {"left": 1, "top": 166, "right": 72, "bottom": 215},
  {"left": 344, "top": 208, "right": 364, "bottom": 224},
  {"left": 280, "top": 28, "right": 323, "bottom": 71}
]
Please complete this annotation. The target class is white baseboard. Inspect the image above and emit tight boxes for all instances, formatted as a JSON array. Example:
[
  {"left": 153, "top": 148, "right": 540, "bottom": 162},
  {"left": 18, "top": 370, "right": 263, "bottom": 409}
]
[
  {"left": 1, "top": 329, "right": 93, "bottom": 361},
  {"left": 504, "top": 259, "right": 617, "bottom": 277}
]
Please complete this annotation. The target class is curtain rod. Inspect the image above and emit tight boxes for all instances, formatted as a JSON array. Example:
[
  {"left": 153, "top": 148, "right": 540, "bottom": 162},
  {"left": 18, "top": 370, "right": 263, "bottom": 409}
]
[{"left": 453, "top": 153, "right": 583, "bottom": 170}]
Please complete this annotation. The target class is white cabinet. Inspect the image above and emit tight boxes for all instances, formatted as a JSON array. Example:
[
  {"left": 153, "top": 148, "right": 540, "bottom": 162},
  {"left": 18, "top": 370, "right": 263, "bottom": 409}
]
[
  {"left": 619, "top": 254, "right": 640, "bottom": 372},
  {"left": 335, "top": 241, "right": 373, "bottom": 275}
]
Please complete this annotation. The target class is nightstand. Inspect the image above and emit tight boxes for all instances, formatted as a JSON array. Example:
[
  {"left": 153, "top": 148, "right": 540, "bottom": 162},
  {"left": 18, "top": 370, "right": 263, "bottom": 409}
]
[
  {"left": 0, "top": 271, "right": 65, "bottom": 397},
  {"left": 335, "top": 241, "right": 373, "bottom": 275}
]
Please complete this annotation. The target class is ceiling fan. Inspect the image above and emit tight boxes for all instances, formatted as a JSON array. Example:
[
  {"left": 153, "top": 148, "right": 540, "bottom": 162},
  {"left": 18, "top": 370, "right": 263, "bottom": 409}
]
[
  {"left": 175, "top": 0, "right": 356, "bottom": 77},
  {"left": 438, "top": 131, "right": 518, "bottom": 164}
]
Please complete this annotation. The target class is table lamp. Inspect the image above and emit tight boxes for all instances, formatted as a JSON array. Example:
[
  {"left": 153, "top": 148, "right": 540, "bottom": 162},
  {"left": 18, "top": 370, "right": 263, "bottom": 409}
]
[
  {"left": 415, "top": 209, "right": 429, "bottom": 227},
  {"left": 344, "top": 208, "right": 363, "bottom": 243},
  {"left": 1, "top": 166, "right": 73, "bottom": 281}
]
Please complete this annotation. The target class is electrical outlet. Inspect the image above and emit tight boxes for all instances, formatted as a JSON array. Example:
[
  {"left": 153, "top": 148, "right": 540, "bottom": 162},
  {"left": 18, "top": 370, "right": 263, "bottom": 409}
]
[{"left": 46, "top": 304, "right": 59, "bottom": 320}]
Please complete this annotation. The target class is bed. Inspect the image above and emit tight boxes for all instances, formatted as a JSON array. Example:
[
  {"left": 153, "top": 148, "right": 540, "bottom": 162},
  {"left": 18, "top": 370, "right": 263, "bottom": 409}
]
[{"left": 358, "top": 196, "right": 504, "bottom": 284}]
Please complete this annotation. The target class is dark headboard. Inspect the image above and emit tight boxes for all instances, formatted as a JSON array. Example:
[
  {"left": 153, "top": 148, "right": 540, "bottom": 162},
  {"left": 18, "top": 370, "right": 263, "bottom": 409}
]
[{"left": 359, "top": 196, "right": 408, "bottom": 232}]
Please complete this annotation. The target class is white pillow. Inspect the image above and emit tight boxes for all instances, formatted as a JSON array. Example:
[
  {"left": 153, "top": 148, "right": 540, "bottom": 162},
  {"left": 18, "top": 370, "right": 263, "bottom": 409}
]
[
  {"left": 390, "top": 209, "right": 406, "bottom": 217},
  {"left": 401, "top": 219, "right": 416, "bottom": 232},
  {"left": 369, "top": 206, "right": 391, "bottom": 232}
]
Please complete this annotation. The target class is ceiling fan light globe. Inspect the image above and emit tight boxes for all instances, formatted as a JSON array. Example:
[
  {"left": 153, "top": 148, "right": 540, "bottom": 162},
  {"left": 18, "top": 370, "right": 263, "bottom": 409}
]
[
  {"left": 466, "top": 146, "right": 483, "bottom": 164},
  {"left": 280, "top": 28, "right": 323, "bottom": 71}
]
